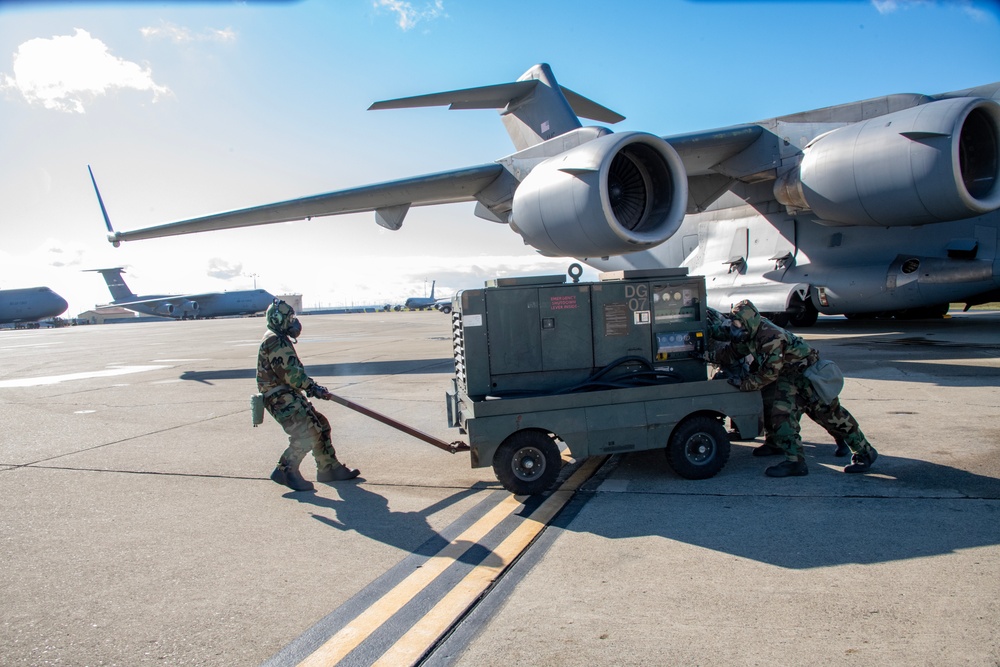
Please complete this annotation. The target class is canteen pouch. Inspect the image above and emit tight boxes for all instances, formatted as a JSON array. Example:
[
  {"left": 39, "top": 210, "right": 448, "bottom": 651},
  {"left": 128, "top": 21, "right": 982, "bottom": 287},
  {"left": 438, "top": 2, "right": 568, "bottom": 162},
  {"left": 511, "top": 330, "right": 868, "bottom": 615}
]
[
  {"left": 804, "top": 359, "right": 844, "bottom": 405},
  {"left": 251, "top": 393, "right": 265, "bottom": 427}
]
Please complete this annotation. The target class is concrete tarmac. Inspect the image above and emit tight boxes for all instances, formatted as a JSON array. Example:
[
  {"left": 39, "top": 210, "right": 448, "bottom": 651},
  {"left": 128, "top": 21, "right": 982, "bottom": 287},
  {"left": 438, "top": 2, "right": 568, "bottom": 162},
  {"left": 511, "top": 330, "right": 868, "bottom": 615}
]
[{"left": 1, "top": 311, "right": 998, "bottom": 666}]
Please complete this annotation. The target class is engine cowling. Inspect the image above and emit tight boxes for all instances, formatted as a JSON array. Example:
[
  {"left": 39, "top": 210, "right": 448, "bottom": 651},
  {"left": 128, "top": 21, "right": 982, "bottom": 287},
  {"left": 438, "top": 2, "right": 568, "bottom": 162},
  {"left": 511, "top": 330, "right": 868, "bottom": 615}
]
[
  {"left": 774, "top": 97, "right": 1000, "bottom": 226},
  {"left": 156, "top": 303, "right": 175, "bottom": 316},
  {"left": 181, "top": 300, "right": 200, "bottom": 314},
  {"left": 509, "top": 131, "right": 688, "bottom": 257}
]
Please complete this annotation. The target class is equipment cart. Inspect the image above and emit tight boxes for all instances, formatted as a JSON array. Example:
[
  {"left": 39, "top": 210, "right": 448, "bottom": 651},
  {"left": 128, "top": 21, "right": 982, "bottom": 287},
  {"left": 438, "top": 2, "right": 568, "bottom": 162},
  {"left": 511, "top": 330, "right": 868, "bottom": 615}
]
[{"left": 445, "top": 268, "right": 763, "bottom": 495}]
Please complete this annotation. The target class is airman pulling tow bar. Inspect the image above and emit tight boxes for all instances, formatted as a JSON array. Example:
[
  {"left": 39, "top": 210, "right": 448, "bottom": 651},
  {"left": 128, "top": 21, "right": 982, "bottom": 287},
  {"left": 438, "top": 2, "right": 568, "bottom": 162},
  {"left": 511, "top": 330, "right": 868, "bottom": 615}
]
[{"left": 322, "top": 392, "right": 470, "bottom": 454}]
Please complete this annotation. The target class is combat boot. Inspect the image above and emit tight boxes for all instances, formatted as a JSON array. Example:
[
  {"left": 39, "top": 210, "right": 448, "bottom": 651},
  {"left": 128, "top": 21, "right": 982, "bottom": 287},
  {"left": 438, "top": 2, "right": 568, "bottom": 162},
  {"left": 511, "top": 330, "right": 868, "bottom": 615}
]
[
  {"left": 844, "top": 446, "right": 878, "bottom": 474},
  {"left": 834, "top": 439, "right": 850, "bottom": 457},
  {"left": 765, "top": 459, "right": 808, "bottom": 477},
  {"left": 270, "top": 463, "right": 315, "bottom": 491},
  {"left": 317, "top": 464, "right": 361, "bottom": 483}
]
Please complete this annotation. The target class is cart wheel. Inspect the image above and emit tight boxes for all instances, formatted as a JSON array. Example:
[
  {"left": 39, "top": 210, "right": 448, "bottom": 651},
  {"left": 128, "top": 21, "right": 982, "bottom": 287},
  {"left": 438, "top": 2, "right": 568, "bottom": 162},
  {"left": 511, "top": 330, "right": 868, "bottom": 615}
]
[
  {"left": 493, "top": 430, "right": 561, "bottom": 495},
  {"left": 665, "top": 416, "right": 731, "bottom": 480}
]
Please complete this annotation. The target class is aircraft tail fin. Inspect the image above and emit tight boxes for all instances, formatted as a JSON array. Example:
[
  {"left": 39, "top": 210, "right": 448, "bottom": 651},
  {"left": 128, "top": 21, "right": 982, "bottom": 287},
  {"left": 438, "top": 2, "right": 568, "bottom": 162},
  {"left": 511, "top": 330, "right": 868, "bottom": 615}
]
[
  {"left": 85, "top": 267, "right": 136, "bottom": 303},
  {"left": 429, "top": 280, "right": 435, "bottom": 300},
  {"left": 369, "top": 63, "right": 624, "bottom": 151}
]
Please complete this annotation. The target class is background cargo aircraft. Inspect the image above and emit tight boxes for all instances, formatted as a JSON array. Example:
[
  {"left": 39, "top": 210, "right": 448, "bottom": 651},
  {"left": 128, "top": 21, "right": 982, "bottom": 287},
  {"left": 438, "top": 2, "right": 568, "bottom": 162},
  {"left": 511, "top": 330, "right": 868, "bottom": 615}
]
[
  {"left": 0, "top": 287, "right": 68, "bottom": 325},
  {"left": 404, "top": 280, "right": 451, "bottom": 312},
  {"left": 101, "top": 64, "right": 1000, "bottom": 326},
  {"left": 87, "top": 267, "right": 274, "bottom": 319}
]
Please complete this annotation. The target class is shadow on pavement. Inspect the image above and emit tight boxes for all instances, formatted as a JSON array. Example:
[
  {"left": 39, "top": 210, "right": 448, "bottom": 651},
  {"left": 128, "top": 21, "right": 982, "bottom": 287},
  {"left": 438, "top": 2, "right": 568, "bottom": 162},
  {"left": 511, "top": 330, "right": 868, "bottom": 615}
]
[
  {"left": 178, "top": 358, "right": 454, "bottom": 384},
  {"left": 288, "top": 482, "right": 507, "bottom": 568},
  {"left": 566, "top": 447, "right": 1000, "bottom": 570}
]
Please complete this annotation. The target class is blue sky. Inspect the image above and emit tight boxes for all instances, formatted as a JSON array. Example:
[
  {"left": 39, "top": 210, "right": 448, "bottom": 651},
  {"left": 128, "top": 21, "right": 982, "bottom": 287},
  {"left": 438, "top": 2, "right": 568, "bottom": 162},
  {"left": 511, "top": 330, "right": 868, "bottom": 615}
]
[{"left": 1, "top": 0, "right": 999, "bottom": 316}]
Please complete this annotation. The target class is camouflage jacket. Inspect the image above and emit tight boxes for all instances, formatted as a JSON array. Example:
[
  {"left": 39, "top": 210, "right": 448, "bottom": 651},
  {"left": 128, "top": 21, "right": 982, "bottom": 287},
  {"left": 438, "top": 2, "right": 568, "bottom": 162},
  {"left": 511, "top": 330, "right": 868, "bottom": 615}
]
[
  {"left": 256, "top": 331, "right": 319, "bottom": 398},
  {"left": 730, "top": 319, "right": 817, "bottom": 391}
]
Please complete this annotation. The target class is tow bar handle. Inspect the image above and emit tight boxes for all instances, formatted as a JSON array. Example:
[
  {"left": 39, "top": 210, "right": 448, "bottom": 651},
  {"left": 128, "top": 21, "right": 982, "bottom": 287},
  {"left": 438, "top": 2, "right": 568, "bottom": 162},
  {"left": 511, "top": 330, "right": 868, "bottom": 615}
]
[{"left": 323, "top": 392, "right": 470, "bottom": 454}]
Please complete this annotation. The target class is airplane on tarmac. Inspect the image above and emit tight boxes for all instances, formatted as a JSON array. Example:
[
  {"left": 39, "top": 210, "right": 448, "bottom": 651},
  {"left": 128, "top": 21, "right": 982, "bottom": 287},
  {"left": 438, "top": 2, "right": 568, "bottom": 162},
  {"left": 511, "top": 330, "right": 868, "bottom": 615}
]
[
  {"left": 404, "top": 280, "right": 451, "bottom": 312},
  {"left": 0, "top": 286, "right": 69, "bottom": 325},
  {"left": 99, "top": 64, "right": 1000, "bottom": 326},
  {"left": 87, "top": 267, "right": 275, "bottom": 319}
]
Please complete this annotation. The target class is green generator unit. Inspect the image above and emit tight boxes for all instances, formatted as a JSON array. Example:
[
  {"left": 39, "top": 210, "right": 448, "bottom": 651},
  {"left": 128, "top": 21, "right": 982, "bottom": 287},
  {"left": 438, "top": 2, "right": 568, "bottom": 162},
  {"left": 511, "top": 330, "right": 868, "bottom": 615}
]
[{"left": 452, "top": 268, "right": 710, "bottom": 400}]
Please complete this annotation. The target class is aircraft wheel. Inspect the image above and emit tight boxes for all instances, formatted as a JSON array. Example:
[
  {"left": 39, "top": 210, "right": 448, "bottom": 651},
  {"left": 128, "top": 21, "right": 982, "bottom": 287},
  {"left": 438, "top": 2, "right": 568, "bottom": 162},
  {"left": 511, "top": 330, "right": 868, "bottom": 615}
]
[
  {"left": 438, "top": 304, "right": 452, "bottom": 314},
  {"left": 897, "top": 303, "right": 950, "bottom": 319},
  {"left": 787, "top": 301, "right": 818, "bottom": 328},
  {"left": 493, "top": 430, "right": 561, "bottom": 495},
  {"left": 665, "top": 416, "right": 731, "bottom": 480}
]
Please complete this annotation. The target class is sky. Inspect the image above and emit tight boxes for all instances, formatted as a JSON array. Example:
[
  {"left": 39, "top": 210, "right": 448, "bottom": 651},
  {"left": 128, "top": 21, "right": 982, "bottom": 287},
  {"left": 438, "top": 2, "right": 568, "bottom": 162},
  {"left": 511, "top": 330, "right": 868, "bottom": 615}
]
[{"left": 1, "top": 0, "right": 999, "bottom": 316}]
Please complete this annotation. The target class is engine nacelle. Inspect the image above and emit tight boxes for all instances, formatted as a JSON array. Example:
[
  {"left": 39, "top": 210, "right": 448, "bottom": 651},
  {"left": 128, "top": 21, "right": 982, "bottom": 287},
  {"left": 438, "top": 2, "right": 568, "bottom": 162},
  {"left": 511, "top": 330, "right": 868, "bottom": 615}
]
[
  {"left": 774, "top": 97, "right": 1000, "bottom": 227},
  {"left": 509, "top": 131, "right": 688, "bottom": 257},
  {"left": 180, "top": 300, "right": 200, "bottom": 314},
  {"left": 156, "top": 303, "right": 175, "bottom": 316}
]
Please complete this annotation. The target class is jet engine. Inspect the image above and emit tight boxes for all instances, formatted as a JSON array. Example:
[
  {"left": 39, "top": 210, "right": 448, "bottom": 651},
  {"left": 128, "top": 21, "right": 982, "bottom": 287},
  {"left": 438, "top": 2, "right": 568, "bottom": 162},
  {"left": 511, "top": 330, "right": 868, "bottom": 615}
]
[
  {"left": 156, "top": 303, "right": 175, "bottom": 316},
  {"left": 181, "top": 300, "right": 200, "bottom": 314},
  {"left": 509, "top": 131, "right": 688, "bottom": 257},
  {"left": 774, "top": 97, "right": 1000, "bottom": 226}
]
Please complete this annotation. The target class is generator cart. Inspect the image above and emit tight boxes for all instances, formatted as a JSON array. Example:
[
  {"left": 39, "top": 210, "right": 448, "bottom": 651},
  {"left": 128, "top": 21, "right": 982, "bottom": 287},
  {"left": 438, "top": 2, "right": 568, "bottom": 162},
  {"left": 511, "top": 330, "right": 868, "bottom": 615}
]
[{"left": 446, "top": 268, "right": 763, "bottom": 495}]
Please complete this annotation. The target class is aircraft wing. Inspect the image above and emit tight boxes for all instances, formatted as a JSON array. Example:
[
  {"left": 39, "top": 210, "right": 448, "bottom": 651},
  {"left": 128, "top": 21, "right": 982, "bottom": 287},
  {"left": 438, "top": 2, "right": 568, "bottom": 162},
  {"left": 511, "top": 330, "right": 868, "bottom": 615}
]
[
  {"left": 97, "top": 293, "right": 219, "bottom": 309},
  {"left": 107, "top": 164, "right": 505, "bottom": 244},
  {"left": 662, "top": 124, "right": 765, "bottom": 177}
]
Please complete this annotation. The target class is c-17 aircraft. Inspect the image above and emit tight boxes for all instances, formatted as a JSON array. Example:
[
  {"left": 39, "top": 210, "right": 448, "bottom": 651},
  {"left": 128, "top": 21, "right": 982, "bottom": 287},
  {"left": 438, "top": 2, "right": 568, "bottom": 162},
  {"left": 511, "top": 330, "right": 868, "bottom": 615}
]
[
  {"left": 100, "top": 64, "right": 1000, "bottom": 325},
  {"left": 87, "top": 267, "right": 275, "bottom": 319},
  {"left": 0, "top": 287, "right": 69, "bottom": 325}
]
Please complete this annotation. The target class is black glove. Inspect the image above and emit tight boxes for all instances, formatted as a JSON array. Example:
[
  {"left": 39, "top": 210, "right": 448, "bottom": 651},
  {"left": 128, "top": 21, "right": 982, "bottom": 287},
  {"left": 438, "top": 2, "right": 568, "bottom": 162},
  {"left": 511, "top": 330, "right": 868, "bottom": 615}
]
[
  {"left": 306, "top": 384, "right": 330, "bottom": 399},
  {"left": 727, "top": 376, "right": 742, "bottom": 389}
]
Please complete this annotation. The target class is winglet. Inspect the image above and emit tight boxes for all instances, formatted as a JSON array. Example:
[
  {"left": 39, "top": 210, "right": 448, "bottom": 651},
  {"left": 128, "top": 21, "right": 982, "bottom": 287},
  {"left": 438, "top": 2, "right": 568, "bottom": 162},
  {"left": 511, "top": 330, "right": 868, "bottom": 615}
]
[{"left": 88, "top": 166, "right": 122, "bottom": 247}]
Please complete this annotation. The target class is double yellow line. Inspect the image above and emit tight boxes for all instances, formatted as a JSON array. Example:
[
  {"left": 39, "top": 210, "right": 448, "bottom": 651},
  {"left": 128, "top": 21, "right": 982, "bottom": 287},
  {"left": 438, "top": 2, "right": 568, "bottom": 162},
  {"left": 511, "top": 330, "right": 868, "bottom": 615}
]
[{"left": 298, "top": 456, "right": 606, "bottom": 666}]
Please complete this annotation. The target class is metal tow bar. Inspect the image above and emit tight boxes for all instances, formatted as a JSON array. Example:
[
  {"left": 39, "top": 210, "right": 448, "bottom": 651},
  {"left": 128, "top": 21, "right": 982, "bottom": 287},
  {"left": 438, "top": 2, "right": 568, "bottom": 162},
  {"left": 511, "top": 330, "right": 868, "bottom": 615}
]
[{"left": 323, "top": 392, "right": 470, "bottom": 454}]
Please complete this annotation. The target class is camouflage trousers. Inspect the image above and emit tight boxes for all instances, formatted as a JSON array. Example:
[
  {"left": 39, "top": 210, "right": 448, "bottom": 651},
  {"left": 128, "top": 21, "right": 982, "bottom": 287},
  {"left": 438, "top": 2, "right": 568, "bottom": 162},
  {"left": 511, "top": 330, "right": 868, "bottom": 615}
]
[
  {"left": 267, "top": 394, "right": 340, "bottom": 472},
  {"left": 761, "top": 370, "right": 869, "bottom": 461}
]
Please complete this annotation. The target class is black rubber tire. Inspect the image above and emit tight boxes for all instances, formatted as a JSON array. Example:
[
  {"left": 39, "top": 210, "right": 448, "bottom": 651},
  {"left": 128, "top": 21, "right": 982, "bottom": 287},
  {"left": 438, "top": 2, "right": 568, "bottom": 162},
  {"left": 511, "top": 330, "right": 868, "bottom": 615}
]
[
  {"left": 493, "top": 430, "right": 561, "bottom": 495},
  {"left": 665, "top": 416, "right": 731, "bottom": 480},
  {"left": 787, "top": 301, "right": 819, "bottom": 328}
]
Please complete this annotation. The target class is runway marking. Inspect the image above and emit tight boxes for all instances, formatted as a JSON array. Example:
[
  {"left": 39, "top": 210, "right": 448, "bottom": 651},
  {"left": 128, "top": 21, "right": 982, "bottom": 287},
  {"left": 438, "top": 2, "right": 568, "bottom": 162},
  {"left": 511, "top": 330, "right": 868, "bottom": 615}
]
[
  {"left": 296, "top": 494, "right": 525, "bottom": 667},
  {"left": 0, "top": 365, "right": 169, "bottom": 388},
  {"left": 0, "top": 342, "right": 56, "bottom": 350},
  {"left": 371, "top": 456, "right": 604, "bottom": 667},
  {"left": 295, "top": 456, "right": 605, "bottom": 667}
]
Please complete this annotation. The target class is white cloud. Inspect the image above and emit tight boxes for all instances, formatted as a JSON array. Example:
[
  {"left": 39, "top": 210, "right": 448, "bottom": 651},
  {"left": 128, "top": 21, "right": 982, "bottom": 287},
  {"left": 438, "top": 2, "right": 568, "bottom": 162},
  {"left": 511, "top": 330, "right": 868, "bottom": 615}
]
[
  {"left": 373, "top": 0, "right": 446, "bottom": 31},
  {"left": 206, "top": 257, "right": 244, "bottom": 280},
  {"left": 140, "top": 22, "right": 237, "bottom": 44},
  {"left": 0, "top": 28, "right": 170, "bottom": 114},
  {"left": 872, "top": 0, "right": 996, "bottom": 22}
]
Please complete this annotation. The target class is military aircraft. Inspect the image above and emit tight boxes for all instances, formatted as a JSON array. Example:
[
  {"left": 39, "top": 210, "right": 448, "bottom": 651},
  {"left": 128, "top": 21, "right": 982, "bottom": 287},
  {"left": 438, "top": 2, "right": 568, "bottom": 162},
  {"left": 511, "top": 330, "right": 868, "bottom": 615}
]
[
  {"left": 87, "top": 267, "right": 274, "bottom": 319},
  {"left": 100, "top": 64, "right": 1000, "bottom": 325},
  {"left": 0, "top": 286, "right": 69, "bottom": 325},
  {"left": 404, "top": 280, "right": 450, "bottom": 312}
]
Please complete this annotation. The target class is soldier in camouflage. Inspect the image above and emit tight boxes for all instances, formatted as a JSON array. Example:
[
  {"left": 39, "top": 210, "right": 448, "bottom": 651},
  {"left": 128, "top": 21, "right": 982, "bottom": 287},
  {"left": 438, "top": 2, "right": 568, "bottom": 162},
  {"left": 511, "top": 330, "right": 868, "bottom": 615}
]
[
  {"left": 709, "top": 300, "right": 877, "bottom": 477},
  {"left": 257, "top": 300, "right": 359, "bottom": 492},
  {"left": 705, "top": 307, "right": 850, "bottom": 457}
]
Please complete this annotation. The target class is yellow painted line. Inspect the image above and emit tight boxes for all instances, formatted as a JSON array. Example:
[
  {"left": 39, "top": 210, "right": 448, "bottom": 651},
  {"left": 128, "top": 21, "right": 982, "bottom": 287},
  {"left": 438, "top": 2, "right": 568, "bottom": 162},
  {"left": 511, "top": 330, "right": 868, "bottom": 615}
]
[
  {"left": 372, "top": 456, "right": 607, "bottom": 667},
  {"left": 296, "top": 492, "right": 524, "bottom": 666}
]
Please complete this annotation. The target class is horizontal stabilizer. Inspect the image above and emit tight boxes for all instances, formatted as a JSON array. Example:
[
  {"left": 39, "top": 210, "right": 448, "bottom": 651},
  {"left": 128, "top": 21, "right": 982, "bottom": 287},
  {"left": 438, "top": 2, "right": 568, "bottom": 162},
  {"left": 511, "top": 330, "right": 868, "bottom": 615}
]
[
  {"left": 560, "top": 86, "right": 625, "bottom": 124},
  {"left": 369, "top": 81, "right": 538, "bottom": 112},
  {"left": 369, "top": 80, "right": 625, "bottom": 124}
]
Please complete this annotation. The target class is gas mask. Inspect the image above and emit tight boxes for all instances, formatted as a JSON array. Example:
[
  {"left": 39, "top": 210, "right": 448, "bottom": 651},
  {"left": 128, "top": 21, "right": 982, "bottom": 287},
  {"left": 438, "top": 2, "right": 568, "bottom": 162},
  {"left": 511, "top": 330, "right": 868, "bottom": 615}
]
[
  {"left": 287, "top": 317, "right": 302, "bottom": 339},
  {"left": 730, "top": 319, "right": 750, "bottom": 344}
]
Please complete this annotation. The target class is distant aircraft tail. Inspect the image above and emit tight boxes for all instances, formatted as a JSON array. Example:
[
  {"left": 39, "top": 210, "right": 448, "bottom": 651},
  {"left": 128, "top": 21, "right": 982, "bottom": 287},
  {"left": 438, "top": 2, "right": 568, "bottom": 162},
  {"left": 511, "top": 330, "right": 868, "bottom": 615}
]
[
  {"left": 368, "top": 63, "right": 624, "bottom": 151},
  {"left": 86, "top": 268, "right": 137, "bottom": 303},
  {"left": 429, "top": 280, "right": 435, "bottom": 299}
]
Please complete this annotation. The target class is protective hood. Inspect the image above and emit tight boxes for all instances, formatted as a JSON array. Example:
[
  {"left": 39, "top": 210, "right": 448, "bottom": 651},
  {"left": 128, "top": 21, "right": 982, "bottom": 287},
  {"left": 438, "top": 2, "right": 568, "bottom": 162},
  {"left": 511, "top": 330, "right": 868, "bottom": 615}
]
[
  {"left": 731, "top": 300, "right": 762, "bottom": 338},
  {"left": 266, "top": 299, "right": 297, "bottom": 336}
]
